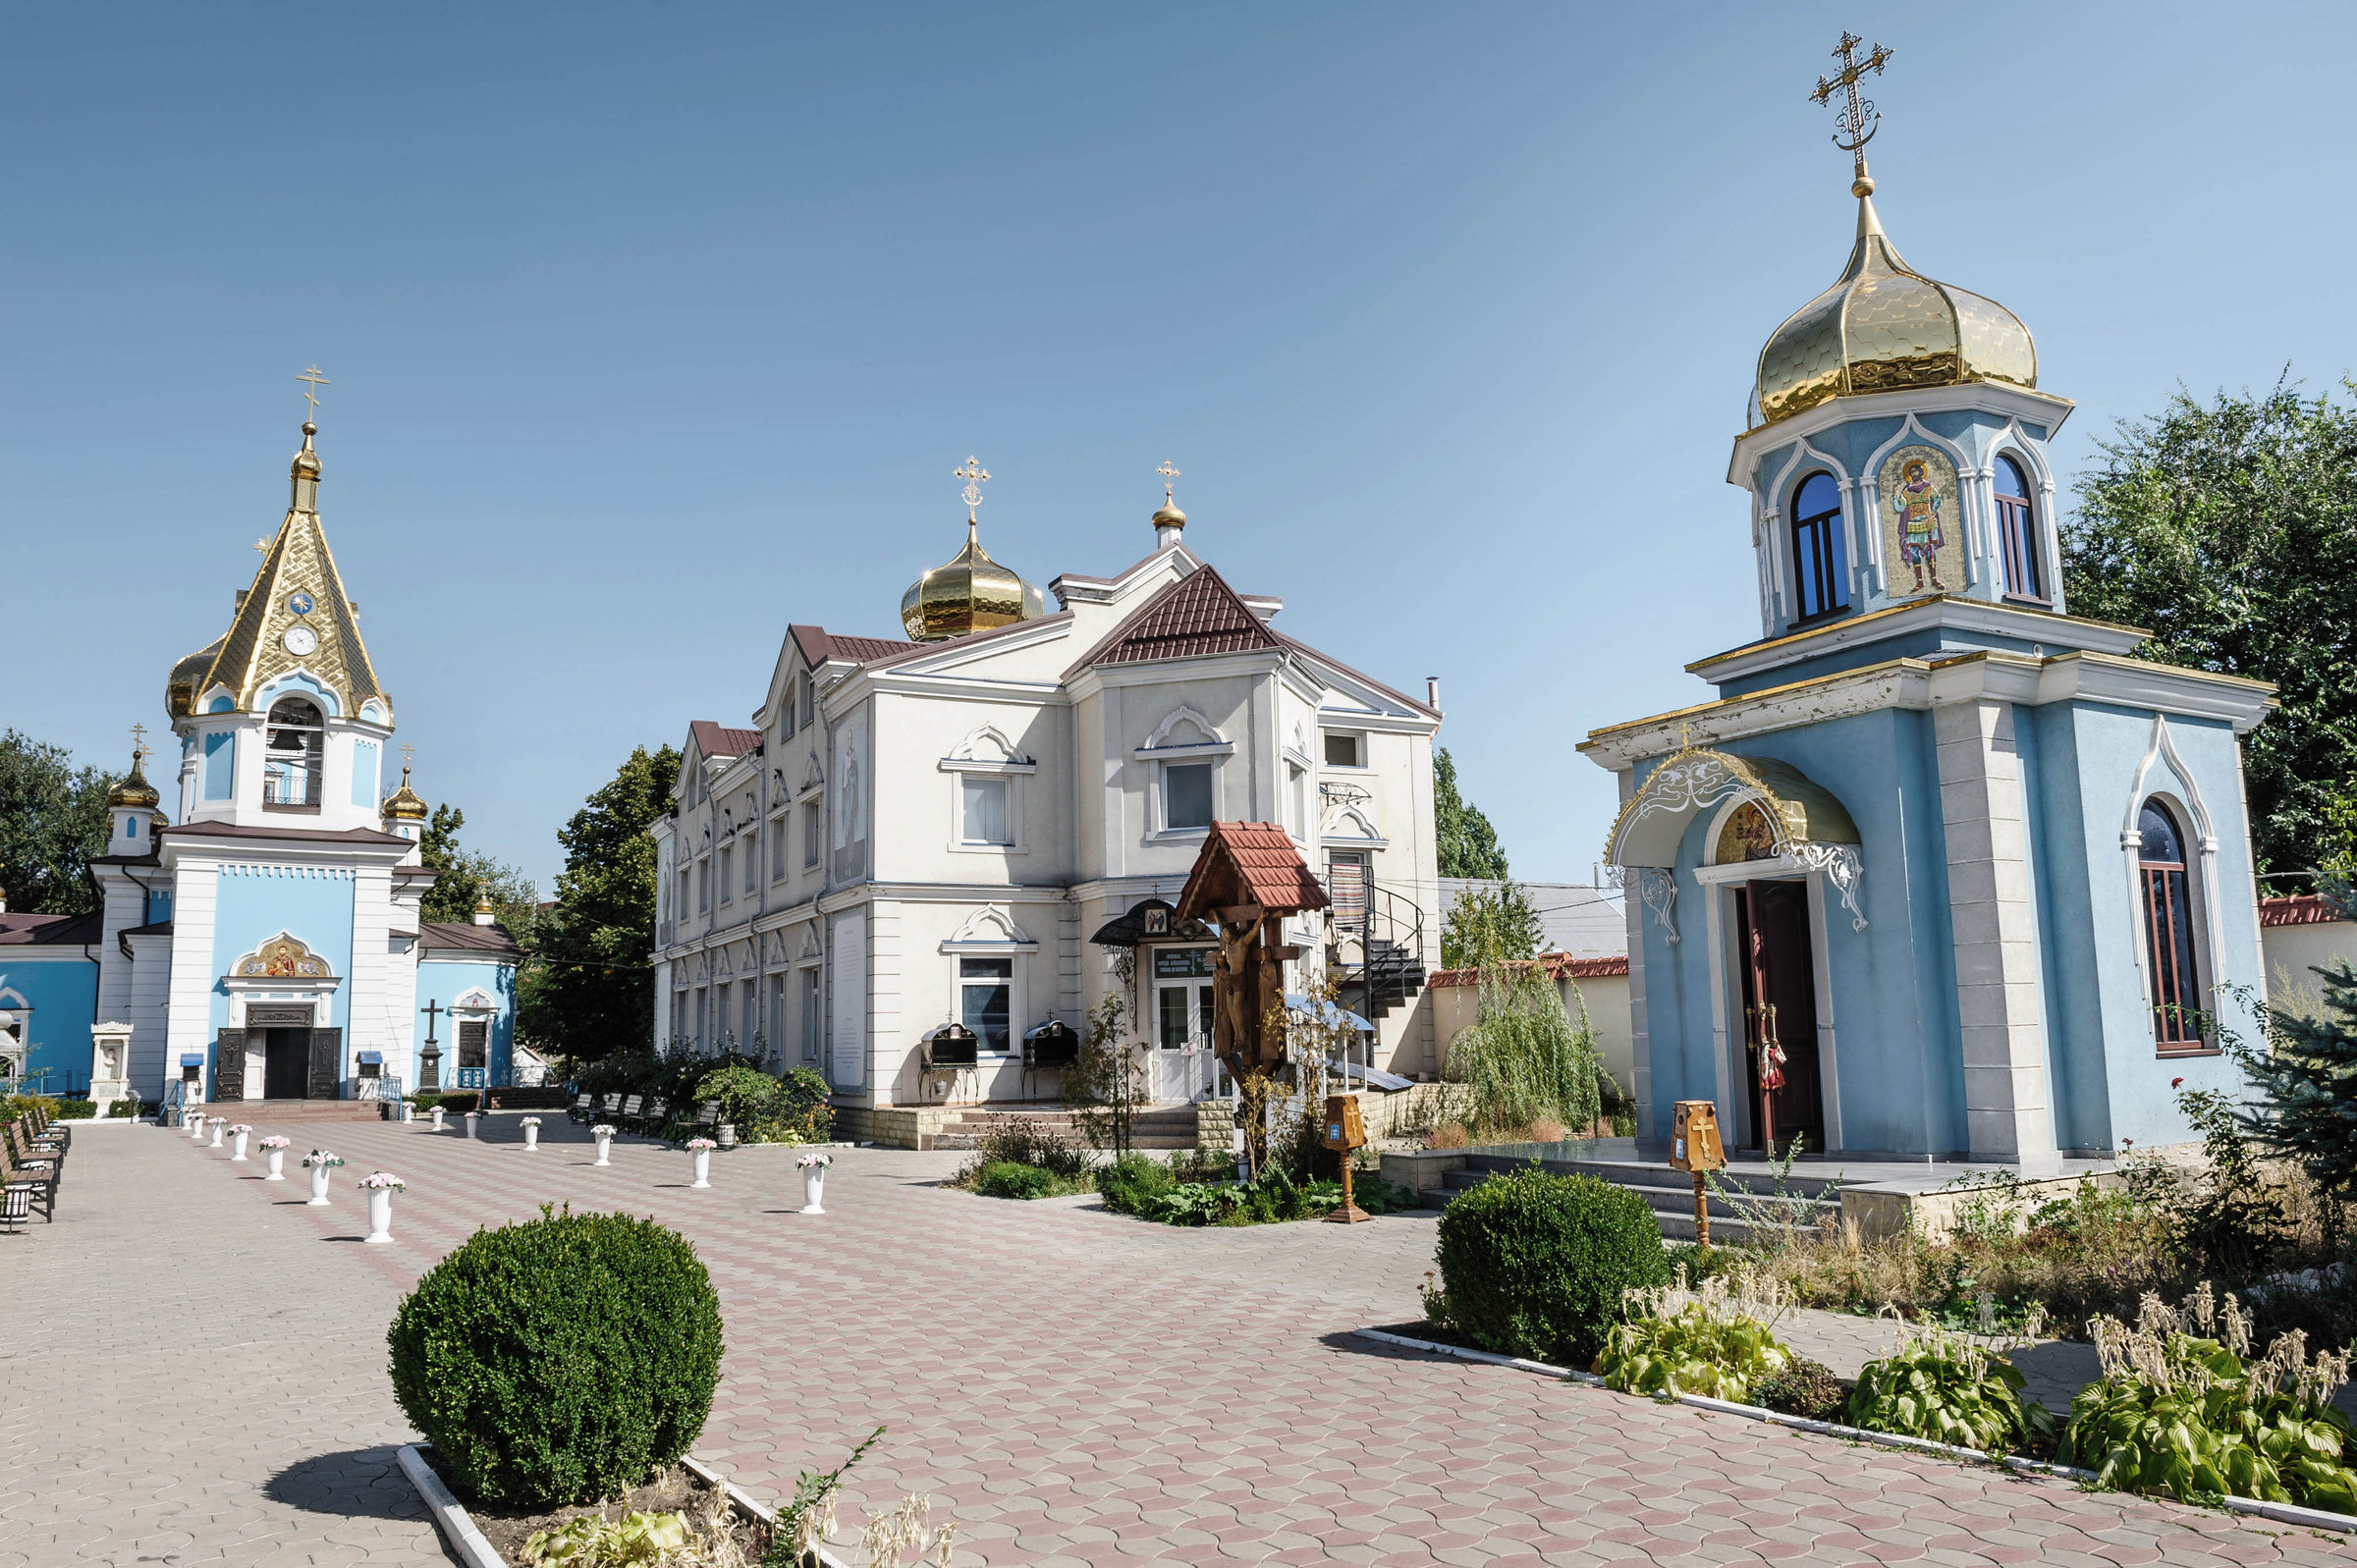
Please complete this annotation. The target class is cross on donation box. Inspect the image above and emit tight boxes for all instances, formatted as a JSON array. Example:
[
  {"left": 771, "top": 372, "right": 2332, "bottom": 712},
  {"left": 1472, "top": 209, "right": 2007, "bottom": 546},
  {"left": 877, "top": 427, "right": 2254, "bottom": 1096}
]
[
  {"left": 1670, "top": 1100, "right": 1726, "bottom": 1248},
  {"left": 1320, "top": 1094, "right": 1371, "bottom": 1224}
]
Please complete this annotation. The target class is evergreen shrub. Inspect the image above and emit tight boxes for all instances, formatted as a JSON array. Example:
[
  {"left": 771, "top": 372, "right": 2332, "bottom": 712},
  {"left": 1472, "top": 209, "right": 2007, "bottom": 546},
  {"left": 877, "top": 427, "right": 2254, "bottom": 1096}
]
[
  {"left": 1435, "top": 1165, "right": 1668, "bottom": 1364},
  {"left": 51, "top": 1099, "right": 97, "bottom": 1119},
  {"left": 1097, "top": 1151, "right": 1176, "bottom": 1215},
  {"left": 387, "top": 1207, "right": 722, "bottom": 1506},
  {"left": 973, "top": 1161, "right": 1059, "bottom": 1200}
]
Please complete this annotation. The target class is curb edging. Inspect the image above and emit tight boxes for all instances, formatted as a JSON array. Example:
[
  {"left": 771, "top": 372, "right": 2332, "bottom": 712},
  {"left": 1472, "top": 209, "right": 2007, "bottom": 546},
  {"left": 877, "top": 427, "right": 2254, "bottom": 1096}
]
[{"left": 1352, "top": 1327, "right": 2356, "bottom": 1536}]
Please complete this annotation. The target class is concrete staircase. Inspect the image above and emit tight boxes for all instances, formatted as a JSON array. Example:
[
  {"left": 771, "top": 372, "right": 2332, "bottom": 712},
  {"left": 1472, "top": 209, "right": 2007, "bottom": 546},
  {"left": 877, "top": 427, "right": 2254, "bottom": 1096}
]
[
  {"left": 1420, "top": 1152, "right": 1840, "bottom": 1246},
  {"left": 195, "top": 1099, "right": 389, "bottom": 1124},
  {"left": 927, "top": 1104, "right": 1205, "bottom": 1152}
]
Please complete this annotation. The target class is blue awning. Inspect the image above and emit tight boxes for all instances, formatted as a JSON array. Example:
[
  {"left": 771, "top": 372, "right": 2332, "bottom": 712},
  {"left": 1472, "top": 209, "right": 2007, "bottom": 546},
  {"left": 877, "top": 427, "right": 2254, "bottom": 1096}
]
[
  {"left": 356, "top": 1052, "right": 383, "bottom": 1064},
  {"left": 180, "top": 1054, "right": 205, "bottom": 1066}
]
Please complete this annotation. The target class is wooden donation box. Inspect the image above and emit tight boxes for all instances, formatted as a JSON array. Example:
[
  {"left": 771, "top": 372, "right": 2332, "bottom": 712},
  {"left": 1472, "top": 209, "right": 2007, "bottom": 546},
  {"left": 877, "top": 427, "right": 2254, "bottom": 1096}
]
[
  {"left": 1321, "top": 1093, "right": 1371, "bottom": 1224},
  {"left": 1670, "top": 1100, "right": 1725, "bottom": 1247}
]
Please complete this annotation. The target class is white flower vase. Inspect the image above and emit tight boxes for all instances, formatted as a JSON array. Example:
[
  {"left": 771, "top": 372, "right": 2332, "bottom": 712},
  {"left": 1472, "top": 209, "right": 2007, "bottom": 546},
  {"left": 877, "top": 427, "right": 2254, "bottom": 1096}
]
[
  {"left": 800, "top": 1167, "right": 826, "bottom": 1215},
  {"left": 189, "top": 1114, "right": 204, "bottom": 1140},
  {"left": 594, "top": 1135, "right": 612, "bottom": 1166},
  {"left": 208, "top": 1122, "right": 224, "bottom": 1149},
  {"left": 265, "top": 1149, "right": 286, "bottom": 1181},
  {"left": 465, "top": 1111, "right": 480, "bottom": 1140},
  {"left": 365, "top": 1188, "right": 393, "bottom": 1244},
  {"left": 231, "top": 1130, "right": 249, "bottom": 1162},
  {"left": 430, "top": 1107, "right": 446, "bottom": 1132},
  {"left": 690, "top": 1149, "right": 712, "bottom": 1189},
  {"left": 523, "top": 1124, "right": 539, "bottom": 1151},
  {"left": 307, "top": 1166, "right": 332, "bottom": 1206}
]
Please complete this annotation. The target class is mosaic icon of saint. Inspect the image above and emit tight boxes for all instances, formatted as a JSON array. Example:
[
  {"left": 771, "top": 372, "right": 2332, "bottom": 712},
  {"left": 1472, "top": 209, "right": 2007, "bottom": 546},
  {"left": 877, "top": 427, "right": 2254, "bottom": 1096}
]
[{"left": 1893, "top": 459, "right": 1946, "bottom": 593}]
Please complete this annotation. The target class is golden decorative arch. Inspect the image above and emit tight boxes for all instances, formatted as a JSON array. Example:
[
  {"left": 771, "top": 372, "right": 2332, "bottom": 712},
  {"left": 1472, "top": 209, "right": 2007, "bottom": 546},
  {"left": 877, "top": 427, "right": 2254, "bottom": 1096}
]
[{"left": 230, "top": 932, "right": 335, "bottom": 981}]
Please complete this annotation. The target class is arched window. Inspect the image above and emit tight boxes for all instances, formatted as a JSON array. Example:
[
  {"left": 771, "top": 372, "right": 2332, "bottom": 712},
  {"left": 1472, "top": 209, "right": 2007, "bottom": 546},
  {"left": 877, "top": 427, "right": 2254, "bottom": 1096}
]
[
  {"left": 2138, "top": 799, "right": 2207, "bottom": 1051},
  {"left": 264, "top": 697, "right": 323, "bottom": 809},
  {"left": 1789, "top": 471, "right": 1849, "bottom": 622},
  {"left": 1994, "top": 455, "right": 2045, "bottom": 602}
]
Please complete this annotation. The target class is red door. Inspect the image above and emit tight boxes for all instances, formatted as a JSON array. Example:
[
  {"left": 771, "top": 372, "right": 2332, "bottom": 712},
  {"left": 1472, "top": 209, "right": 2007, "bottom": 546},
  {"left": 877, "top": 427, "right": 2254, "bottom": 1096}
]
[{"left": 1734, "top": 880, "right": 1825, "bottom": 1153}]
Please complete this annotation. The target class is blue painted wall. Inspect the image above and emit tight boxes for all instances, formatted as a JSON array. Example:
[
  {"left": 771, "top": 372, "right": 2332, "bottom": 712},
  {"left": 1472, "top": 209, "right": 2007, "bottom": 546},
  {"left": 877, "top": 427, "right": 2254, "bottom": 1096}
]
[
  {"left": 0, "top": 955, "right": 97, "bottom": 1094},
  {"left": 413, "top": 957, "right": 518, "bottom": 1085},
  {"left": 205, "top": 866, "right": 356, "bottom": 1096}
]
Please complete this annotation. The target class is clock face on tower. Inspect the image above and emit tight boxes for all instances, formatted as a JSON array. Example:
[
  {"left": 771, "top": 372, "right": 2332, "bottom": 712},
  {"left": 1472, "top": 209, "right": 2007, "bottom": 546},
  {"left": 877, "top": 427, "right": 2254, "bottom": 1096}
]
[{"left": 282, "top": 624, "right": 319, "bottom": 657}]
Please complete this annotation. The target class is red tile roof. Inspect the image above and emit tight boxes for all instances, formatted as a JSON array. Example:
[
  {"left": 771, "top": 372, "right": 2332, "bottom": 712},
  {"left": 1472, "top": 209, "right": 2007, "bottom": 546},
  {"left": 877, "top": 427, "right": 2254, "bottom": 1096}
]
[
  {"left": 688, "top": 721, "right": 763, "bottom": 761},
  {"left": 2260, "top": 894, "right": 2348, "bottom": 928},
  {"left": 1429, "top": 952, "right": 1631, "bottom": 989},
  {"left": 790, "top": 623, "right": 920, "bottom": 670},
  {"left": 1066, "top": 565, "right": 1281, "bottom": 676},
  {"left": 1174, "top": 822, "right": 1332, "bottom": 923}
]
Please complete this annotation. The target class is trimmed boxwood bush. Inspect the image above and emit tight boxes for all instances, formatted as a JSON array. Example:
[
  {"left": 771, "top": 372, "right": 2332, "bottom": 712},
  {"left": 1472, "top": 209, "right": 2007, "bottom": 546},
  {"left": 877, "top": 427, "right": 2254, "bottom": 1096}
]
[
  {"left": 387, "top": 1207, "right": 722, "bottom": 1506},
  {"left": 1097, "top": 1151, "right": 1177, "bottom": 1215},
  {"left": 1435, "top": 1164, "right": 1668, "bottom": 1364},
  {"left": 973, "top": 1161, "right": 1059, "bottom": 1200}
]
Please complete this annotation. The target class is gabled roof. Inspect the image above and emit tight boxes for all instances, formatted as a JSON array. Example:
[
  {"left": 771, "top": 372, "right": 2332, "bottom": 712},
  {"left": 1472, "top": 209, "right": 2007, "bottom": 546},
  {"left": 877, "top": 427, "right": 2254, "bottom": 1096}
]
[
  {"left": 0, "top": 910, "right": 103, "bottom": 946},
  {"left": 1065, "top": 564, "right": 1281, "bottom": 676},
  {"left": 1174, "top": 822, "right": 1332, "bottom": 923},
  {"left": 687, "top": 722, "right": 763, "bottom": 762},
  {"left": 789, "top": 624, "right": 920, "bottom": 671},
  {"left": 418, "top": 920, "right": 523, "bottom": 959},
  {"left": 858, "top": 608, "right": 1073, "bottom": 675}
]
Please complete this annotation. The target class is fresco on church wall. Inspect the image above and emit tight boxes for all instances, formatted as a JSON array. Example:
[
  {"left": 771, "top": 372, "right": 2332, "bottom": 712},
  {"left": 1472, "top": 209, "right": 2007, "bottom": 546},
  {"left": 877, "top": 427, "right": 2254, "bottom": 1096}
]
[{"left": 1878, "top": 444, "right": 1961, "bottom": 598}]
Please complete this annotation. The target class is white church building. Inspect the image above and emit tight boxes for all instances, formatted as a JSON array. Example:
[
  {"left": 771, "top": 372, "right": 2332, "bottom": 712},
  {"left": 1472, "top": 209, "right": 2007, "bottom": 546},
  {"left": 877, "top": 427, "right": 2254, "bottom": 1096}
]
[{"left": 650, "top": 472, "right": 1445, "bottom": 1141}]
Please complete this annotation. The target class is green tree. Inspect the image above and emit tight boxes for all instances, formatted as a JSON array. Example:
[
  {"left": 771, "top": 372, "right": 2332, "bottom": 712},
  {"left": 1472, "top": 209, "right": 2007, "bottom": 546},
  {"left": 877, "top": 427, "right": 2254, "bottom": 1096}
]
[
  {"left": 418, "top": 802, "right": 539, "bottom": 937},
  {"left": 520, "top": 744, "right": 680, "bottom": 1062},
  {"left": 2061, "top": 378, "right": 2357, "bottom": 880},
  {"left": 0, "top": 731, "right": 116, "bottom": 915},
  {"left": 1435, "top": 747, "right": 1510, "bottom": 881},
  {"left": 1442, "top": 882, "right": 1544, "bottom": 970}
]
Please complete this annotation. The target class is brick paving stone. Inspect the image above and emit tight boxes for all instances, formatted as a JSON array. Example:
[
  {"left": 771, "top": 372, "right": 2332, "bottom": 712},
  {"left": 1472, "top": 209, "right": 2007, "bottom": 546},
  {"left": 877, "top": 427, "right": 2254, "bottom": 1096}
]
[{"left": 9, "top": 1118, "right": 2357, "bottom": 1566}]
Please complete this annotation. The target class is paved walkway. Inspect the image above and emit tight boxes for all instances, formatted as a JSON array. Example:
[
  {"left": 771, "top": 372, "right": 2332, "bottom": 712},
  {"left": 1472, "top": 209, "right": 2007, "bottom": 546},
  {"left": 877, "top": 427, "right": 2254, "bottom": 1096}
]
[{"left": 4, "top": 1115, "right": 2350, "bottom": 1567}]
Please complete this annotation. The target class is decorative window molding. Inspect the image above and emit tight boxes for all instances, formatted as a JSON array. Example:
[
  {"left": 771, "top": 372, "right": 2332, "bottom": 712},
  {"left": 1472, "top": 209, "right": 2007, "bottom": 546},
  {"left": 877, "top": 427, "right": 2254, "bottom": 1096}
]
[
  {"left": 1319, "top": 802, "right": 1388, "bottom": 848},
  {"left": 940, "top": 725, "right": 1037, "bottom": 773},
  {"left": 939, "top": 906, "right": 1039, "bottom": 953},
  {"left": 2121, "top": 714, "right": 2223, "bottom": 1043},
  {"left": 1133, "top": 705, "right": 1234, "bottom": 759}
]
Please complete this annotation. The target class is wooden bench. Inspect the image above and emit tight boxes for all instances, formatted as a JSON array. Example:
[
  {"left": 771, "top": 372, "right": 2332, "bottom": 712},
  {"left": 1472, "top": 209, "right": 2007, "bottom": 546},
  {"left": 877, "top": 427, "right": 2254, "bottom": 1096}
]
[
  {"left": 642, "top": 1099, "right": 669, "bottom": 1137},
  {"left": 0, "top": 1141, "right": 57, "bottom": 1227},
  {"left": 20, "top": 1109, "right": 66, "bottom": 1161},
  {"left": 9, "top": 1120, "right": 63, "bottom": 1176},
  {"left": 618, "top": 1094, "right": 644, "bottom": 1131},
  {"left": 566, "top": 1092, "right": 596, "bottom": 1125}
]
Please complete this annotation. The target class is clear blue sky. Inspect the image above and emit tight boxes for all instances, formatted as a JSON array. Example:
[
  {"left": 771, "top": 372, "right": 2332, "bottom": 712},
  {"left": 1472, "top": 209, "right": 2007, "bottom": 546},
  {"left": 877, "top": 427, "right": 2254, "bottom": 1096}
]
[{"left": 7, "top": 4, "right": 2354, "bottom": 893}]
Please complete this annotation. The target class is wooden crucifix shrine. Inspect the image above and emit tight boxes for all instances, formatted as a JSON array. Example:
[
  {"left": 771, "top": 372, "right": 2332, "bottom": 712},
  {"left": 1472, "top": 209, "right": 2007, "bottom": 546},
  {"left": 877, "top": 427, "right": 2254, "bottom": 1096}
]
[{"left": 1173, "top": 822, "right": 1331, "bottom": 1081}]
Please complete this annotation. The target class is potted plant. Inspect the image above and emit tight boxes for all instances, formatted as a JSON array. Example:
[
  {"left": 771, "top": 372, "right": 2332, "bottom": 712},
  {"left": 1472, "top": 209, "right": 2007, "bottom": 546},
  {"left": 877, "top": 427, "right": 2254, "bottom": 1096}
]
[
  {"left": 685, "top": 1136, "right": 718, "bottom": 1188},
  {"left": 302, "top": 1148, "right": 344, "bottom": 1206},
  {"left": 258, "top": 1134, "right": 291, "bottom": 1179},
  {"left": 717, "top": 1121, "right": 738, "bottom": 1150},
  {"left": 464, "top": 1109, "right": 480, "bottom": 1141},
  {"left": 206, "top": 1116, "right": 226, "bottom": 1148},
  {"left": 592, "top": 1122, "right": 616, "bottom": 1166},
  {"left": 227, "top": 1123, "right": 253, "bottom": 1162},
  {"left": 797, "top": 1150, "right": 833, "bottom": 1214},
  {"left": 356, "top": 1170, "right": 405, "bottom": 1243},
  {"left": 521, "top": 1115, "right": 541, "bottom": 1151}
]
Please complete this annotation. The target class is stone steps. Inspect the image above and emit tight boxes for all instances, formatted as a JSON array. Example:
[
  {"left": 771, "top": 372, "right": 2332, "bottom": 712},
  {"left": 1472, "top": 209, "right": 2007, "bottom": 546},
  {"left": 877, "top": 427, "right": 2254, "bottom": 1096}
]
[
  {"left": 1420, "top": 1155, "right": 1838, "bottom": 1246},
  {"left": 928, "top": 1104, "right": 1206, "bottom": 1154},
  {"left": 194, "top": 1100, "right": 388, "bottom": 1123}
]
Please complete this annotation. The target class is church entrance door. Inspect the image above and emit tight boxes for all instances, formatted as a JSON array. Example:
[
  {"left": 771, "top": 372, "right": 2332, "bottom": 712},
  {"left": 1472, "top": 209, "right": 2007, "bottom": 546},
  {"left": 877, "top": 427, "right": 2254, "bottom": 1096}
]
[
  {"left": 262, "top": 1028, "right": 311, "bottom": 1099},
  {"left": 1734, "top": 880, "right": 1825, "bottom": 1154}
]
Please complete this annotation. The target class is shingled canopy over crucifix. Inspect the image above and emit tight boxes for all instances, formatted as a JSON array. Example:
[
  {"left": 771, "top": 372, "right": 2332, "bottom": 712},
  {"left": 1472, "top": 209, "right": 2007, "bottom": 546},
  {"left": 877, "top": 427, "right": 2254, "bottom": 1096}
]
[{"left": 1173, "top": 822, "right": 1330, "bottom": 1079}]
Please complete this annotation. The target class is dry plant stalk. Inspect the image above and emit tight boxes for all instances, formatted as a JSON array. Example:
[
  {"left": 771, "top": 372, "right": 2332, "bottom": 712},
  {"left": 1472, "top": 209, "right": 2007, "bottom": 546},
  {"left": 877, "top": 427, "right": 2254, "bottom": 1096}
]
[
  {"left": 858, "top": 1492, "right": 957, "bottom": 1568},
  {"left": 1623, "top": 1263, "right": 1794, "bottom": 1332},
  {"left": 2085, "top": 1279, "right": 2352, "bottom": 1411}
]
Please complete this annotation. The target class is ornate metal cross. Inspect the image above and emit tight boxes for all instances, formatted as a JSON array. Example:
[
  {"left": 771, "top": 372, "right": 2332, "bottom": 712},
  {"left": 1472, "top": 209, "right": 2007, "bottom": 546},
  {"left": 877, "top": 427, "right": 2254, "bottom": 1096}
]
[
  {"left": 1156, "top": 460, "right": 1180, "bottom": 505},
  {"left": 130, "top": 723, "right": 147, "bottom": 767},
  {"left": 419, "top": 998, "right": 443, "bottom": 1045},
  {"left": 956, "top": 456, "right": 989, "bottom": 519},
  {"left": 298, "top": 364, "right": 330, "bottom": 421},
  {"left": 252, "top": 536, "right": 272, "bottom": 557},
  {"left": 1811, "top": 30, "right": 1894, "bottom": 181}
]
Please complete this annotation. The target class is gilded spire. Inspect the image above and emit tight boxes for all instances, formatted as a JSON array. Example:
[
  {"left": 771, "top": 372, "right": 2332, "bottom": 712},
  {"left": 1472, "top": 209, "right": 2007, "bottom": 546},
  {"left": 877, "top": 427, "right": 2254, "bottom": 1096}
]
[
  {"left": 106, "top": 730, "right": 161, "bottom": 810},
  {"left": 1152, "top": 460, "right": 1186, "bottom": 534},
  {"left": 380, "top": 760, "right": 427, "bottom": 824}
]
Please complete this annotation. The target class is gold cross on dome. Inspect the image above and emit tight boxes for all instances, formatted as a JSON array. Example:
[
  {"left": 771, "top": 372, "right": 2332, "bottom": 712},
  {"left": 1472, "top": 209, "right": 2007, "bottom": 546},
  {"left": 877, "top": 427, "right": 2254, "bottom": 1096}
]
[
  {"left": 956, "top": 456, "right": 990, "bottom": 519},
  {"left": 401, "top": 741, "right": 415, "bottom": 770},
  {"left": 1156, "top": 460, "right": 1180, "bottom": 504},
  {"left": 298, "top": 364, "right": 330, "bottom": 422},
  {"left": 1811, "top": 30, "right": 1894, "bottom": 181},
  {"left": 130, "top": 723, "right": 147, "bottom": 765}
]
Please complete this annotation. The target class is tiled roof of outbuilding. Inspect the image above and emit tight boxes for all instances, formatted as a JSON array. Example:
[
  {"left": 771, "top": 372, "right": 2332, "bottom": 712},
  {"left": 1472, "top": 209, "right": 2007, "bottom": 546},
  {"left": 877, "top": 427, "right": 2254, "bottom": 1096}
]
[
  {"left": 2260, "top": 893, "right": 2347, "bottom": 928},
  {"left": 1429, "top": 952, "right": 1631, "bottom": 989},
  {"left": 0, "top": 910, "right": 102, "bottom": 946},
  {"left": 418, "top": 921, "right": 523, "bottom": 959}
]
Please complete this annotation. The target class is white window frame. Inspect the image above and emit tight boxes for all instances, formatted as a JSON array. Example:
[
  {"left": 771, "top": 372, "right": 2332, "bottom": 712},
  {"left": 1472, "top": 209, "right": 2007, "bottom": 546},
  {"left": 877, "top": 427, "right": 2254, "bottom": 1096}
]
[
  {"left": 798, "top": 963, "right": 823, "bottom": 1063},
  {"left": 939, "top": 754, "right": 1035, "bottom": 854},
  {"left": 1134, "top": 709, "right": 1235, "bottom": 843},
  {"left": 1321, "top": 730, "right": 1367, "bottom": 770},
  {"left": 802, "top": 797, "right": 822, "bottom": 867},
  {"left": 771, "top": 810, "right": 790, "bottom": 881},
  {"left": 718, "top": 846, "right": 734, "bottom": 904}
]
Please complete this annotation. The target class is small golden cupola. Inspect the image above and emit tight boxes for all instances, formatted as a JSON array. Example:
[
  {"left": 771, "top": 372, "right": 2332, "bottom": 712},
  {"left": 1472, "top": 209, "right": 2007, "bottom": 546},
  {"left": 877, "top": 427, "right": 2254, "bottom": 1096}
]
[
  {"left": 899, "top": 456, "right": 1047, "bottom": 642},
  {"left": 106, "top": 743, "right": 161, "bottom": 812},
  {"left": 1750, "top": 35, "right": 2037, "bottom": 429},
  {"left": 379, "top": 763, "right": 428, "bottom": 830}
]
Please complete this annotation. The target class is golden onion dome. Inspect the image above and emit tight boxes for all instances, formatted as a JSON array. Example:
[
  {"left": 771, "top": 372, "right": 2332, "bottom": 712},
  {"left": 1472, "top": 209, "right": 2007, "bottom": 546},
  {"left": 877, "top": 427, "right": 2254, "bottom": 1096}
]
[
  {"left": 1752, "top": 178, "right": 2037, "bottom": 429},
  {"left": 1152, "top": 499, "right": 1186, "bottom": 530},
  {"left": 166, "top": 635, "right": 227, "bottom": 719},
  {"left": 900, "top": 518, "right": 1047, "bottom": 642},
  {"left": 379, "top": 763, "right": 428, "bottom": 824},
  {"left": 106, "top": 747, "right": 161, "bottom": 811}
]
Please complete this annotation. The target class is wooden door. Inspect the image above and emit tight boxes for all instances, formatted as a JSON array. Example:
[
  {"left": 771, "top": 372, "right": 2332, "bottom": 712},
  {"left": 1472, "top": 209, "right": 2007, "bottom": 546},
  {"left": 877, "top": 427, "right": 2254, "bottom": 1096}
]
[
  {"left": 214, "top": 1029, "right": 246, "bottom": 1102},
  {"left": 1734, "top": 880, "right": 1824, "bottom": 1153},
  {"left": 308, "top": 1028, "right": 343, "bottom": 1101}
]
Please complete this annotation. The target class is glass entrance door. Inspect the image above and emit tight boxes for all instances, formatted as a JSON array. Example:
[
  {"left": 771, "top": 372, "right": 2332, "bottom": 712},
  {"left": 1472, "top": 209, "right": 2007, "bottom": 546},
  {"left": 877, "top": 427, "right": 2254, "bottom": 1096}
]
[{"left": 1149, "top": 946, "right": 1217, "bottom": 1101}]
